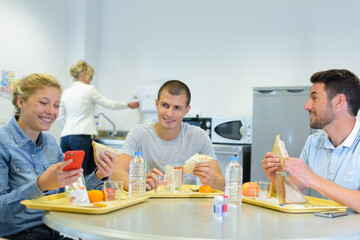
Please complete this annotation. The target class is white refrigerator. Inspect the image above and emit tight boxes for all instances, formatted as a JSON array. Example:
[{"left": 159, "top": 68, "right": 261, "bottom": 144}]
[{"left": 251, "top": 86, "right": 315, "bottom": 195}]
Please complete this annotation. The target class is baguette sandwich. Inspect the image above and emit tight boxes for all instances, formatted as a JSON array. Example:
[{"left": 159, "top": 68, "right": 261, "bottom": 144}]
[
  {"left": 183, "top": 154, "right": 213, "bottom": 174},
  {"left": 92, "top": 140, "right": 121, "bottom": 162},
  {"left": 272, "top": 134, "right": 289, "bottom": 167}
]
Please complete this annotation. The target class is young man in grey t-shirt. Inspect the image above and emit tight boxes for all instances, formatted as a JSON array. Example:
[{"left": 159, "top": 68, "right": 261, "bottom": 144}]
[{"left": 110, "top": 80, "right": 225, "bottom": 191}]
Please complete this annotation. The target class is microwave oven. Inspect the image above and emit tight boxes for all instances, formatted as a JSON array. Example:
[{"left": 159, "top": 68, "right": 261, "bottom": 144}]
[
  {"left": 182, "top": 117, "right": 212, "bottom": 138},
  {"left": 211, "top": 118, "right": 252, "bottom": 144}
]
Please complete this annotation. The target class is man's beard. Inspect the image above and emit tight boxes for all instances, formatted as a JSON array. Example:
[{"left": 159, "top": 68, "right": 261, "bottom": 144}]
[{"left": 310, "top": 102, "right": 335, "bottom": 129}]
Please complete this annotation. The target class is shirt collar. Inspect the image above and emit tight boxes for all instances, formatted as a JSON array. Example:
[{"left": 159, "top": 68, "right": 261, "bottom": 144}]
[
  {"left": 342, "top": 118, "right": 360, "bottom": 147},
  {"left": 8, "top": 116, "right": 44, "bottom": 148},
  {"left": 323, "top": 118, "right": 359, "bottom": 149}
]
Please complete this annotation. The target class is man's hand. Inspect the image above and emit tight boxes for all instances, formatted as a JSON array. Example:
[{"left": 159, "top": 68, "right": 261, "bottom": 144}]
[
  {"left": 193, "top": 161, "right": 213, "bottom": 185},
  {"left": 37, "top": 160, "right": 83, "bottom": 192},
  {"left": 145, "top": 168, "right": 163, "bottom": 191},
  {"left": 262, "top": 152, "right": 282, "bottom": 179},
  {"left": 283, "top": 157, "right": 316, "bottom": 189},
  {"left": 95, "top": 152, "right": 116, "bottom": 179},
  {"left": 193, "top": 160, "right": 225, "bottom": 191}
]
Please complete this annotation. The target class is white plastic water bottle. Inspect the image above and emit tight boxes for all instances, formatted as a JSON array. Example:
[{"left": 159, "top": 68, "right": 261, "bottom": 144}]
[
  {"left": 225, "top": 156, "right": 243, "bottom": 207},
  {"left": 129, "top": 152, "right": 146, "bottom": 199}
]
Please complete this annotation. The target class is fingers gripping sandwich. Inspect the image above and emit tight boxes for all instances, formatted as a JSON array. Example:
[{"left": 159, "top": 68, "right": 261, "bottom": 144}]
[
  {"left": 183, "top": 154, "right": 213, "bottom": 174},
  {"left": 92, "top": 140, "right": 121, "bottom": 162},
  {"left": 272, "top": 134, "right": 289, "bottom": 167}
]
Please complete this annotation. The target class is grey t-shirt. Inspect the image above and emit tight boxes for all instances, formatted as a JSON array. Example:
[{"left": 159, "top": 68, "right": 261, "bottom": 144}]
[{"left": 121, "top": 122, "right": 216, "bottom": 184}]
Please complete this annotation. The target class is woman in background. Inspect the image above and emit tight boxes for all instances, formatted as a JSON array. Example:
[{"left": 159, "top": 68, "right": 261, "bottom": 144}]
[
  {"left": 58, "top": 60, "right": 139, "bottom": 176},
  {"left": 0, "top": 73, "right": 116, "bottom": 239}
]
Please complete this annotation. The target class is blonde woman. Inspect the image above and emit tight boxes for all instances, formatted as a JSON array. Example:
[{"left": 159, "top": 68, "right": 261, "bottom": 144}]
[
  {"left": 0, "top": 73, "right": 116, "bottom": 239},
  {"left": 58, "top": 60, "right": 139, "bottom": 175}
]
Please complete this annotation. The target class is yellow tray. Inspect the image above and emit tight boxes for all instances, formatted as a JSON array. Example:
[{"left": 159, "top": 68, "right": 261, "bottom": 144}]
[
  {"left": 21, "top": 193, "right": 149, "bottom": 214},
  {"left": 243, "top": 196, "right": 348, "bottom": 213},
  {"left": 147, "top": 185, "right": 223, "bottom": 198}
]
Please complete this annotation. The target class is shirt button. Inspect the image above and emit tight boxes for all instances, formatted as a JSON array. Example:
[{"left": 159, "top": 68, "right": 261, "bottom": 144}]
[{"left": 32, "top": 154, "right": 35, "bottom": 157}]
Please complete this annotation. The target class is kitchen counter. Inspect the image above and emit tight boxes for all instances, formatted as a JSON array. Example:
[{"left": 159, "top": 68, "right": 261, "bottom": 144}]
[{"left": 44, "top": 198, "right": 360, "bottom": 240}]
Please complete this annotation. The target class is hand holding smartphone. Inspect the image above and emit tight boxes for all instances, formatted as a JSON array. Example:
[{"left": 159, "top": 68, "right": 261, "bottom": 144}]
[{"left": 63, "top": 150, "right": 85, "bottom": 171}]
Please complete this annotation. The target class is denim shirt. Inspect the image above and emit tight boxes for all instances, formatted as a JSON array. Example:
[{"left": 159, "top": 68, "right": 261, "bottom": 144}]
[{"left": 0, "top": 117, "right": 104, "bottom": 236}]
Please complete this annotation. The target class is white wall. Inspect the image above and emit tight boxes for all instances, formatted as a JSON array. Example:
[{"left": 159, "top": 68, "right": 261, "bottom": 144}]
[
  {"left": 96, "top": 0, "right": 360, "bottom": 131},
  {"left": 0, "top": 0, "right": 71, "bottom": 138},
  {"left": 1, "top": 0, "right": 360, "bottom": 140}
]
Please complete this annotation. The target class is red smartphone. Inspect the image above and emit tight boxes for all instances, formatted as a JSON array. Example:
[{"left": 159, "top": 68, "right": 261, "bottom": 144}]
[{"left": 63, "top": 150, "right": 85, "bottom": 171}]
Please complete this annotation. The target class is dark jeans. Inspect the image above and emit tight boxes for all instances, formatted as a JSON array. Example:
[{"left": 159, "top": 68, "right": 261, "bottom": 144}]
[
  {"left": 3, "top": 224, "right": 75, "bottom": 240},
  {"left": 60, "top": 135, "right": 95, "bottom": 176}
]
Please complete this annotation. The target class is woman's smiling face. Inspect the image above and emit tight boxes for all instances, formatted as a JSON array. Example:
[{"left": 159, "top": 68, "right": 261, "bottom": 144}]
[{"left": 17, "top": 86, "right": 61, "bottom": 138}]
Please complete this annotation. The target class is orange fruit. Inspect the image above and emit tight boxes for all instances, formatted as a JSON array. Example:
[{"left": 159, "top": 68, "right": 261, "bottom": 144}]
[
  {"left": 242, "top": 182, "right": 260, "bottom": 197},
  {"left": 88, "top": 190, "right": 104, "bottom": 202},
  {"left": 199, "top": 185, "right": 213, "bottom": 193}
]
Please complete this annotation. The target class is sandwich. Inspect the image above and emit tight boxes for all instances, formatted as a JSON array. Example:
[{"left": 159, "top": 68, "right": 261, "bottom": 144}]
[
  {"left": 183, "top": 154, "right": 213, "bottom": 174},
  {"left": 92, "top": 140, "right": 121, "bottom": 162},
  {"left": 272, "top": 134, "right": 289, "bottom": 167},
  {"left": 276, "top": 172, "right": 307, "bottom": 204}
]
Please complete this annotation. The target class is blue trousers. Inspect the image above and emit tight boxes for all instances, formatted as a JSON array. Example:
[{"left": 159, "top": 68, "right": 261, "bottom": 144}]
[{"left": 60, "top": 135, "right": 95, "bottom": 176}]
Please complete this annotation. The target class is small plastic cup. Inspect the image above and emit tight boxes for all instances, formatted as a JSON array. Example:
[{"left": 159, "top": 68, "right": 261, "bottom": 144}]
[{"left": 104, "top": 180, "right": 123, "bottom": 201}]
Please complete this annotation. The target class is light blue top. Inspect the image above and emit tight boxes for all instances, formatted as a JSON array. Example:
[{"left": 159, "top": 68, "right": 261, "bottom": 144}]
[
  {"left": 300, "top": 118, "right": 360, "bottom": 198},
  {"left": 121, "top": 122, "right": 216, "bottom": 184},
  {"left": 0, "top": 117, "right": 104, "bottom": 237}
]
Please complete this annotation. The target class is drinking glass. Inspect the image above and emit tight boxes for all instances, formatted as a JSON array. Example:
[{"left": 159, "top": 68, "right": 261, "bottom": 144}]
[
  {"left": 104, "top": 180, "right": 123, "bottom": 201},
  {"left": 255, "top": 181, "right": 272, "bottom": 199}
]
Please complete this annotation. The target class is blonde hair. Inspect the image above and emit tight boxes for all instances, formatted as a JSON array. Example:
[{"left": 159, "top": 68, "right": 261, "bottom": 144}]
[
  {"left": 12, "top": 73, "right": 62, "bottom": 116},
  {"left": 69, "top": 60, "right": 95, "bottom": 80}
]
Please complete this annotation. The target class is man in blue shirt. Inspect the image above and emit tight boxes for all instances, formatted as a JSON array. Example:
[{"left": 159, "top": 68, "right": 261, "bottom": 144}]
[{"left": 262, "top": 69, "right": 360, "bottom": 213}]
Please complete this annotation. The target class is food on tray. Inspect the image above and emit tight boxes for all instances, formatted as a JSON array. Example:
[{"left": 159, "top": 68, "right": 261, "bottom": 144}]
[
  {"left": 242, "top": 182, "right": 260, "bottom": 197},
  {"left": 183, "top": 154, "right": 213, "bottom": 174},
  {"left": 65, "top": 175, "right": 89, "bottom": 204},
  {"left": 272, "top": 134, "right": 289, "bottom": 166},
  {"left": 276, "top": 172, "right": 307, "bottom": 204},
  {"left": 92, "top": 140, "right": 121, "bottom": 162},
  {"left": 199, "top": 185, "right": 213, "bottom": 193},
  {"left": 88, "top": 190, "right": 104, "bottom": 203}
]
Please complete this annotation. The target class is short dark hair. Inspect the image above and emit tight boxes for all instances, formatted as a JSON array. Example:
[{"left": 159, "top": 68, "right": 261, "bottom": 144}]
[
  {"left": 157, "top": 80, "right": 191, "bottom": 106},
  {"left": 310, "top": 69, "right": 360, "bottom": 116}
]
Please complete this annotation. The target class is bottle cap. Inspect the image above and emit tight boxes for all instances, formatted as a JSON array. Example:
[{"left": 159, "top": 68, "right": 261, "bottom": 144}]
[
  {"left": 230, "top": 156, "right": 238, "bottom": 161},
  {"left": 135, "top": 152, "right": 143, "bottom": 156}
]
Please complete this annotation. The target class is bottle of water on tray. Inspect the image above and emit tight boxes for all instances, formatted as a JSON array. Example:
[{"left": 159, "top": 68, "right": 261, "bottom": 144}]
[
  {"left": 225, "top": 156, "right": 243, "bottom": 207},
  {"left": 129, "top": 152, "right": 146, "bottom": 199}
]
